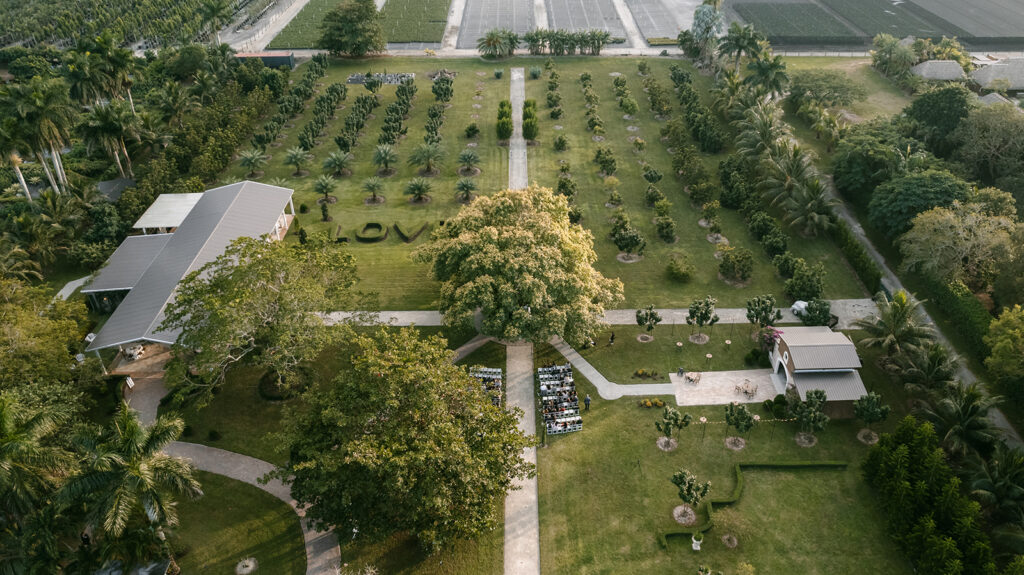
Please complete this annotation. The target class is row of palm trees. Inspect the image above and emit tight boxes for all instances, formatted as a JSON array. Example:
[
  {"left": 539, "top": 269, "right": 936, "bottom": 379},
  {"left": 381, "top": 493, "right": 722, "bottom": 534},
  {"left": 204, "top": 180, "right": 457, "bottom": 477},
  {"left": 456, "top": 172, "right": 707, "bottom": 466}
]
[{"left": 1, "top": 399, "right": 201, "bottom": 571}]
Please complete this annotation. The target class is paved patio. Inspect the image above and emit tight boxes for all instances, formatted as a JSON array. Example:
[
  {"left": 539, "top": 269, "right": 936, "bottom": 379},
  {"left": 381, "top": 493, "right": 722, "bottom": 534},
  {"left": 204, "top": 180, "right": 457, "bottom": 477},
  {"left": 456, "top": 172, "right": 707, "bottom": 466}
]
[{"left": 671, "top": 368, "right": 783, "bottom": 406}]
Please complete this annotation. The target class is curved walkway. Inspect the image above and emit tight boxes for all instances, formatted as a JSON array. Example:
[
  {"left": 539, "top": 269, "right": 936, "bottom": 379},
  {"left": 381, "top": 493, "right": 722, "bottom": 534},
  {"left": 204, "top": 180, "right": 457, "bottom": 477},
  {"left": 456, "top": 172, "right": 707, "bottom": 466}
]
[
  {"left": 549, "top": 336, "right": 675, "bottom": 399},
  {"left": 165, "top": 442, "right": 341, "bottom": 574}
]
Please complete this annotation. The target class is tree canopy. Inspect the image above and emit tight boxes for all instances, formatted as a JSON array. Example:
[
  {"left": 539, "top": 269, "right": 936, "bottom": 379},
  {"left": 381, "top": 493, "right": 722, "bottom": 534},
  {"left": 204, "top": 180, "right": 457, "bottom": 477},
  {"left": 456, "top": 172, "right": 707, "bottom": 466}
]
[
  {"left": 317, "top": 0, "right": 386, "bottom": 57},
  {"left": 868, "top": 169, "right": 972, "bottom": 238},
  {"left": 414, "top": 185, "right": 623, "bottom": 346},
  {"left": 270, "top": 327, "right": 534, "bottom": 551},
  {"left": 160, "top": 235, "right": 360, "bottom": 407}
]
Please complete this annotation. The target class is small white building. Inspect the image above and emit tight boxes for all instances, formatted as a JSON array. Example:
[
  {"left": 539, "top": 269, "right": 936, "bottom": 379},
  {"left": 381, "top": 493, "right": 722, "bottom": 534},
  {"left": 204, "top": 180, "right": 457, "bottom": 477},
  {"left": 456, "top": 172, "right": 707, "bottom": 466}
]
[{"left": 770, "top": 326, "right": 867, "bottom": 416}]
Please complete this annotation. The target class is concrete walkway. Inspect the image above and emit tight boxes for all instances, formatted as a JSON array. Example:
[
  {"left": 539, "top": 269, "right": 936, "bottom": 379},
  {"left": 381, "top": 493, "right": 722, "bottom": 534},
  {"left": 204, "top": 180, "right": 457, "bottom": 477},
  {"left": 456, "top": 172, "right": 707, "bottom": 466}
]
[
  {"left": 54, "top": 275, "right": 90, "bottom": 301},
  {"left": 504, "top": 343, "right": 540, "bottom": 575},
  {"left": 509, "top": 68, "right": 528, "bottom": 189},
  {"left": 609, "top": 0, "right": 648, "bottom": 49},
  {"left": 441, "top": 0, "right": 469, "bottom": 51},
  {"left": 165, "top": 442, "right": 341, "bottom": 574},
  {"left": 548, "top": 336, "right": 675, "bottom": 399}
]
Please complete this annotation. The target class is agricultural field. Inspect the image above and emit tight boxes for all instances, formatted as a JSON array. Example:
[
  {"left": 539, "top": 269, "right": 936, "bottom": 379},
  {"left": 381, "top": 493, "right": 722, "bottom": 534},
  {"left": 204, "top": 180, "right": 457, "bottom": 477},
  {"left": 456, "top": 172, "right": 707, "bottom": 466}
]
[
  {"left": 265, "top": 0, "right": 335, "bottom": 49},
  {"left": 732, "top": 3, "right": 860, "bottom": 43},
  {"left": 379, "top": 0, "right": 451, "bottom": 43},
  {"left": 909, "top": 0, "right": 1024, "bottom": 39},
  {"left": 218, "top": 56, "right": 867, "bottom": 310},
  {"left": 817, "top": 0, "right": 967, "bottom": 39}
]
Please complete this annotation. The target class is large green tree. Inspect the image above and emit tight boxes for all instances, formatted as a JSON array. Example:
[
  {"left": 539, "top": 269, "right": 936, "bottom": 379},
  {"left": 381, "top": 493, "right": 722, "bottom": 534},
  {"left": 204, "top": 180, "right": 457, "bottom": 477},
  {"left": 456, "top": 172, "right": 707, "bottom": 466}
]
[
  {"left": 954, "top": 103, "right": 1024, "bottom": 191},
  {"left": 160, "top": 235, "right": 360, "bottom": 407},
  {"left": 271, "top": 327, "right": 533, "bottom": 551},
  {"left": 414, "top": 185, "right": 623, "bottom": 346},
  {"left": 985, "top": 305, "right": 1024, "bottom": 394},
  {"left": 868, "top": 169, "right": 972, "bottom": 238},
  {"left": 317, "top": 0, "right": 386, "bottom": 57},
  {"left": 905, "top": 84, "right": 972, "bottom": 156}
]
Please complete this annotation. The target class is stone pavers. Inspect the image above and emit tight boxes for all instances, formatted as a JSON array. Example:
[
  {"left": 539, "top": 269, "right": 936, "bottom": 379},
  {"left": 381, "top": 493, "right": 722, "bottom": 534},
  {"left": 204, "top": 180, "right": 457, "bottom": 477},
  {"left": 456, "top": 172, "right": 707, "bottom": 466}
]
[
  {"left": 671, "top": 368, "right": 781, "bottom": 406},
  {"left": 509, "top": 67, "right": 529, "bottom": 189},
  {"left": 503, "top": 342, "right": 540, "bottom": 575},
  {"left": 546, "top": 0, "right": 627, "bottom": 38},
  {"left": 456, "top": 0, "right": 535, "bottom": 49}
]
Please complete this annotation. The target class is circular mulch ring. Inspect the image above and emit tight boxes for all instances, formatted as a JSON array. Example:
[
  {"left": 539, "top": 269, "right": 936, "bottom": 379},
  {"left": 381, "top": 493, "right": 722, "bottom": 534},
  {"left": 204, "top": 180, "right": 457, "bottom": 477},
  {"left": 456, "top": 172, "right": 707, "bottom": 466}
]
[
  {"left": 317, "top": 196, "right": 338, "bottom": 204},
  {"left": 418, "top": 168, "right": 441, "bottom": 177},
  {"left": 235, "top": 558, "right": 259, "bottom": 575},
  {"left": 605, "top": 202, "right": 621, "bottom": 209},
  {"left": 459, "top": 167, "right": 482, "bottom": 177},
  {"left": 466, "top": 142, "right": 479, "bottom": 148},
  {"left": 657, "top": 436, "right": 678, "bottom": 451},
  {"left": 795, "top": 432, "right": 818, "bottom": 448},
  {"left": 329, "top": 169, "right": 352, "bottom": 178},
  {"left": 689, "top": 333, "right": 710, "bottom": 345},
  {"left": 473, "top": 95, "right": 483, "bottom": 100},
  {"left": 698, "top": 218, "right": 711, "bottom": 228},
  {"left": 666, "top": 147, "right": 675, "bottom": 154},
  {"left": 409, "top": 196, "right": 433, "bottom": 205},
  {"left": 616, "top": 253, "right": 643, "bottom": 263},
  {"left": 553, "top": 125, "right": 563, "bottom": 130},
  {"left": 471, "top": 114, "right": 480, "bottom": 119},
  {"left": 472, "top": 103, "right": 482, "bottom": 109},
  {"left": 476, "top": 82, "right": 486, "bottom": 89},
  {"left": 725, "top": 436, "right": 747, "bottom": 451},
  {"left": 376, "top": 168, "right": 397, "bottom": 177},
  {"left": 707, "top": 234, "right": 729, "bottom": 245},
  {"left": 476, "top": 71, "right": 487, "bottom": 77},
  {"left": 609, "top": 71, "right": 622, "bottom": 77},
  {"left": 622, "top": 114, "right": 634, "bottom": 121},
  {"left": 627, "top": 135, "right": 639, "bottom": 142},
  {"left": 363, "top": 196, "right": 386, "bottom": 205},
  {"left": 592, "top": 135, "right": 605, "bottom": 142},
  {"left": 673, "top": 505, "right": 697, "bottom": 526},
  {"left": 627, "top": 125, "right": 640, "bottom": 132},
  {"left": 270, "top": 142, "right": 283, "bottom": 148},
  {"left": 718, "top": 272, "right": 752, "bottom": 289},
  {"left": 637, "top": 333, "right": 654, "bottom": 343},
  {"left": 858, "top": 428, "right": 880, "bottom": 445},
  {"left": 722, "top": 534, "right": 738, "bottom": 549}
]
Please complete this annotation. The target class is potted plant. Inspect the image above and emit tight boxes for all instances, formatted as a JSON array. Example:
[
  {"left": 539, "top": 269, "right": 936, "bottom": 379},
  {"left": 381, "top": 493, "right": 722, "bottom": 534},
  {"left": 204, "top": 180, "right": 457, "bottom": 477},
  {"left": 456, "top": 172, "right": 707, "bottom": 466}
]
[{"left": 692, "top": 531, "right": 704, "bottom": 551}]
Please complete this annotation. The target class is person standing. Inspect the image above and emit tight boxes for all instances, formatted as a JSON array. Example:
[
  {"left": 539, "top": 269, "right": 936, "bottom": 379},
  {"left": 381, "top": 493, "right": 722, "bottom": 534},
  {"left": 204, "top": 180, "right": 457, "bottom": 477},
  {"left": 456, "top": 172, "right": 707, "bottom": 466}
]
[
  {"left": 584, "top": 394, "right": 591, "bottom": 411},
  {"left": 609, "top": 332, "right": 616, "bottom": 345}
]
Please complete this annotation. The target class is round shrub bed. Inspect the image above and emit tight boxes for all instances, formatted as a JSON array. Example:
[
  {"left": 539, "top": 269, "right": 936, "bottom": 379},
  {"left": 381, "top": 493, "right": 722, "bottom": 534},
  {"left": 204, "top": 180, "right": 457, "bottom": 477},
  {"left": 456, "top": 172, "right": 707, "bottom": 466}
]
[{"left": 354, "top": 222, "right": 389, "bottom": 243}]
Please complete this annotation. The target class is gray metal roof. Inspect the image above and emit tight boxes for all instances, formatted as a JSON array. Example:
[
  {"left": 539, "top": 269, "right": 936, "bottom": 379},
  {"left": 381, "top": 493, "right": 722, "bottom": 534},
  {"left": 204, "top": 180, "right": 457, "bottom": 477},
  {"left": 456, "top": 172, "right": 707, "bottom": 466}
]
[
  {"left": 132, "top": 193, "right": 204, "bottom": 230},
  {"left": 81, "top": 234, "right": 173, "bottom": 293},
  {"left": 792, "top": 371, "right": 867, "bottom": 402},
  {"left": 87, "top": 182, "right": 292, "bottom": 351},
  {"left": 972, "top": 58, "right": 1024, "bottom": 91},
  {"left": 978, "top": 92, "right": 1013, "bottom": 107},
  {"left": 779, "top": 326, "right": 861, "bottom": 370},
  {"left": 911, "top": 60, "right": 965, "bottom": 81}
]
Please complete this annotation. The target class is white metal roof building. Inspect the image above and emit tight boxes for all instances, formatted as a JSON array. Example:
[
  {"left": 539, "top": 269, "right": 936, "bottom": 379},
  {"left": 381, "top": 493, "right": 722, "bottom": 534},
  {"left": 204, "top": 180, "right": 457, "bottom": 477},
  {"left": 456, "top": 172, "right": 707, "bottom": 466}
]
[
  {"left": 86, "top": 182, "right": 294, "bottom": 352},
  {"left": 132, "top": 193, "right": 204, "bottom": 233},
  {"left": 770, "top": 326, "right": 866, "bottom": 402}
]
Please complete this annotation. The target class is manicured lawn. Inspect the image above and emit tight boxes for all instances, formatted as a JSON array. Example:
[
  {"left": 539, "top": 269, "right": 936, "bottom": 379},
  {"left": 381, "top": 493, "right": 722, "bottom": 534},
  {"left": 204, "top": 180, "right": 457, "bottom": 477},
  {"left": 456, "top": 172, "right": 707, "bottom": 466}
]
[
  {"left": 216, "top": 56, "right": 865, "bottom": 310},
  {"left": 174, "top": 471, "right": 306, "bottom": 575},
  {"left": 457, "top": 340, "right": 508, "bottom": 369},
  {"left": 379, "top": 0, "right": 451, "bottom": 42},
  {"left": 579, "top": 324, "right": 767, "bottom": 383},
  {"left": 533, "top": 342, "right": 912, "bottom": 574}
]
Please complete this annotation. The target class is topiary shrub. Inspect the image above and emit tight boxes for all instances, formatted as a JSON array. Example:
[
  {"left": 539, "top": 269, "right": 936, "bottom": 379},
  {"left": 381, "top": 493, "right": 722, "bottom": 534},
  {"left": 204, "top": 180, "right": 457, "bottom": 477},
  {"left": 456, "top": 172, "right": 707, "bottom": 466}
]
[
  {"left": 719, "top": 247, "right": 754, "bottom": 282},
  {"left": 354, "top": 222, "right": 389, "bottom": 243},
  {"left": 393, "top": 222, "right": 430, "bottom": 243},
  {"left": 496, "top": 117, "right": 513, "bottom": 140},
  {"left": 667, "top": 252, "right": 694, "bottom": 282},
  {"left": 759, "top": 229, "right": 788, "bottom": 258},
  {"left": 644, "top": 184, "right": 666, "bottom": 207},
  {"left": 689, "top": 181, "right": 717, "bottom": 206},
  {"left": 529, "top": 66, "right": 542, "bottom": 79},
  {"left": 773, "top": 252, "right": 799, "bottom": 278},
  {"left": 655, "top": 216, "right": 676, "bottom": 242},
  {"left": 207, "top": 430, "right": 222, "bottom": 441},
  {"left": 465, "top": 123, "right": 480, "bottom": 138},
  {"left": 494, "top": 68, "right": 504, "bottom": 79},
  {"left": 553, "top": 134, "right": 568, "bottom": 151}
]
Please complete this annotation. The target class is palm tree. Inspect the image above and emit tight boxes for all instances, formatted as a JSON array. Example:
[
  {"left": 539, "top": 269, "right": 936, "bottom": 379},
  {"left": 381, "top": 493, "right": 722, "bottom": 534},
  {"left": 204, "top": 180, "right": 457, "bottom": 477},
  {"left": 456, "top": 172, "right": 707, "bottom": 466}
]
[
  {"left": 80, "top": 101, "right": 140, "bottom": 178},
  {"left": 744, "top": 53, "right": 790, "bottom": 99},
  {"left": 966, "top": 442, "right": 1024, "bottom": 524},
  {"left": 405, "top": 177, "right": 433, "bottom": 203},
  {"left": 63, "top": 49, "right": 106, "bottom": 106},
  {"left": 94, "top": 31, "right": 139, "bottom": 114},
  {"left": 732, "top": 100, "right": 790, "bottom": 162},
  {"left": 0, "top": 116, "right": 32, "bottom": 201},
  {"left": 62, "top": 403, "right": 201, "bottom": 567},
  {"left": 0, "top": 398, "right": 72, "bottom": 523},
  {"left": 323, "top": 151, "right": 353, "bottom": 177},
  {"left": 477, "top": 29, "right": 511, "bottom": 59},
  {"left": 373, "top": 144, "right": 398, "bottom": 175},
  {"left": 284, "top": 147, "right": 312, "bottom": 176},
  {"left": 198, "top": 0, "right": 233, "bottom": 46},
  {"left": 814, "top": 111, "right": 845, "bottom": 153},
  {"left": 362, "top": 176, "right": 384, "bottom": 204},
  {"left": 782, "top": 178, "right": 838, "bottom": 237},
  {"left": 408, "top": 142, "right": 445, "bottom": 175},
  {"left": 2, "top": 77, "right": 77, "bottom": 193},
  {"left": 916, "top": 383, "right": 1002, "bottom": 459},
  {"left": 718, "top": 23, "right": 765, "bottom": 72},
  {"left": 153, "top": 81, "right": 198, "bottom": 127},
  {"left": 587, "top": 30, "right": 612, "bottom": 55},
  {"left": 710, "top": 70, "right": 746, "bottom": 117},
  {"left": 852, "top": 290, "right": 935, "bottom": 357},
  {"left": 759, "top": 142, "right": 816, "bottom": 207},
  {"left": 238, "top": 149, "right": 266, "bottom": 177},
  {"left": 891, "top": 340, "right": 960, "bottom": 396},
  {"left": 457, "top": 148, "right": 480, "bottom": 176},
  {"left": 455, "top": 177, "right": 477, "bottom": 203},
  {"left": 0, "top": 240, "right": 43, "bottom": 282},
  {"left": 191, "top": 70, "right": 218, "bottom": 105},
  {"left": 314, "top": 174, "right": 335, "bottom": 203},
  {"left": 3, "top": 213, "right": 61, "bottom": 266}
]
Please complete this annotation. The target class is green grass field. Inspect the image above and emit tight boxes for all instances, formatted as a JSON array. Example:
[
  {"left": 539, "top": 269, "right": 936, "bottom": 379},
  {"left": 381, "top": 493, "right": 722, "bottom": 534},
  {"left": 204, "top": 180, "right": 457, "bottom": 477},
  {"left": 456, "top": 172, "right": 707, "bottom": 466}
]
[
  {"left": 265, "top": 0, "right": 334, "bottom": 49},
  {"left": 533, "top": 342, "right": 913, "bottom": 575},
  {"left": 175, "top": 471, "right": 306, "bottom": 574}
]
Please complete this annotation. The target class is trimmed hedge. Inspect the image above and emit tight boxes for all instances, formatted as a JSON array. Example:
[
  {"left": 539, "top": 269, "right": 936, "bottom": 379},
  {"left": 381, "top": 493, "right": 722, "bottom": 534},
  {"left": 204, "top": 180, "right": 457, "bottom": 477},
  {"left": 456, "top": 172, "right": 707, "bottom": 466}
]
[
  {"left": 393, "top": 222, "right": 430, "bottom": 243},
  {"left": 920, "top": 277, "right": 992, "bottom": 360},
  {"left": 354, "top": 223, "right": 389, "bottom": 243},
  {"left": 828, "top": 218, "right": 883, "bottom": 295},
  {"left": 646, "top": 37, "right": 678, "bottom": 46},
  {"left": 659, "top": 461, "right": 848, "bottom": 547}
]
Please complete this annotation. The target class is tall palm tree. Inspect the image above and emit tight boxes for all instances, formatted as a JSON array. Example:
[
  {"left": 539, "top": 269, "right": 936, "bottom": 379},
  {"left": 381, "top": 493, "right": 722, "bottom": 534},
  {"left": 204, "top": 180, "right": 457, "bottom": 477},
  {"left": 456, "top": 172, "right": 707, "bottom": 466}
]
[
  {"left": 80, "top": 101, "right": 139, "bottom": 178},
  {"left": 966, "top": 442, "right": 1024, "bottom": 524},
  {"left": 94, "top": 31, "right": 140, "bottom": 114},
  {"left": 718, "top": 23, "right": 765, "bottom": 72},
  {"left": 238, "top": 149, "right": 266, "bottom": 177},
  {"left": 781, "top": 178, "right": 838, "bottom": 237},
  {"left": 322, "top": 151, "right": 353, "bottom": 177},
  {"left": 477, "top": 29, "right": 511, "bottom": 59},
  {"left": 362, "top": 176, "right": 384, "bottom": 203},
  {"left": 153, "top": 81, "right": 198, "bottom": 127},
  {"left": 63, "top": 49, "right": 106, "bottom": 106},
  {"left": 191, "top": 70, "right": 218, "bottom": 105},
  {"left": 732, "top": 99, "right": 789, "bottom": 162},
  {"left": 284, "top": 147, "right": 312, "bottom": 176},
  {"left": 916, "top": 383, "right": 1002, "bottom": 459},
  {"left": 0, "top": 116, "right": 33, "bottom": 201},
  {"left": 759, "top": 142, "right": 816, "bottom": 207},
  {"left": 2, "top": 77, "right": 77, "bottom": 193},
  {"left": 852, "top": 290, "right": 935, "bottom": 357},
  {"left": 710, "top": 70, "right": 746, "bottom": 117},
  {"left": 0, "top": 398, "right": 72, "bottom": 524},
  {"left": 408, "top": 142, "right": 445, "bottom": 175},
  {"left": 404, "top": 177, "right": 433, "bottom": 203},
  {"left": 198, "top": 0, "right": 233, "bottom": 46},
  {"left": 3, "top": 213, "right": 62, "bottom": 266},
  {"left": 372, "top": 144, "right": 398, "bottom": 175},
  {"left": 891, "top": 340, "right": 960, "bottom": 396},
  {"left": 744, "top": 53, "right": 790, "bottom": 100},
  {"left": 313, "top": 174, "right": 335, "bottom": 203},
  {"left": 62, "top": 402, "right": 202, "bottom": 542},
  {"left": 0, "top": 240, "right": 43, "bottom": 282},
  {"left": 455, "top": 177, "right": 477, "bottom": 203}
]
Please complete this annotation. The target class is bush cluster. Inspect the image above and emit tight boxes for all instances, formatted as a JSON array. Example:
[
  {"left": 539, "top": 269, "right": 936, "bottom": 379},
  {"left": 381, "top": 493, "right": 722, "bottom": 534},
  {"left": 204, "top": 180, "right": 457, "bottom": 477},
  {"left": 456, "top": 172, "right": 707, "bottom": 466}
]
[
  {"left": 379, "top": 78, "right": 417, "bottom": 146},
  {"left": 669, "top": 64, "right": 724, "bottom": 153},
  {"left": 497, "top": 99, "right": 513, "bottom": 140},
  {"left": 334, "top": 94, "right": 379, "bottom": 153},
  {"left": 298, "top": 83, "right": 348, "bottom": 151}
]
